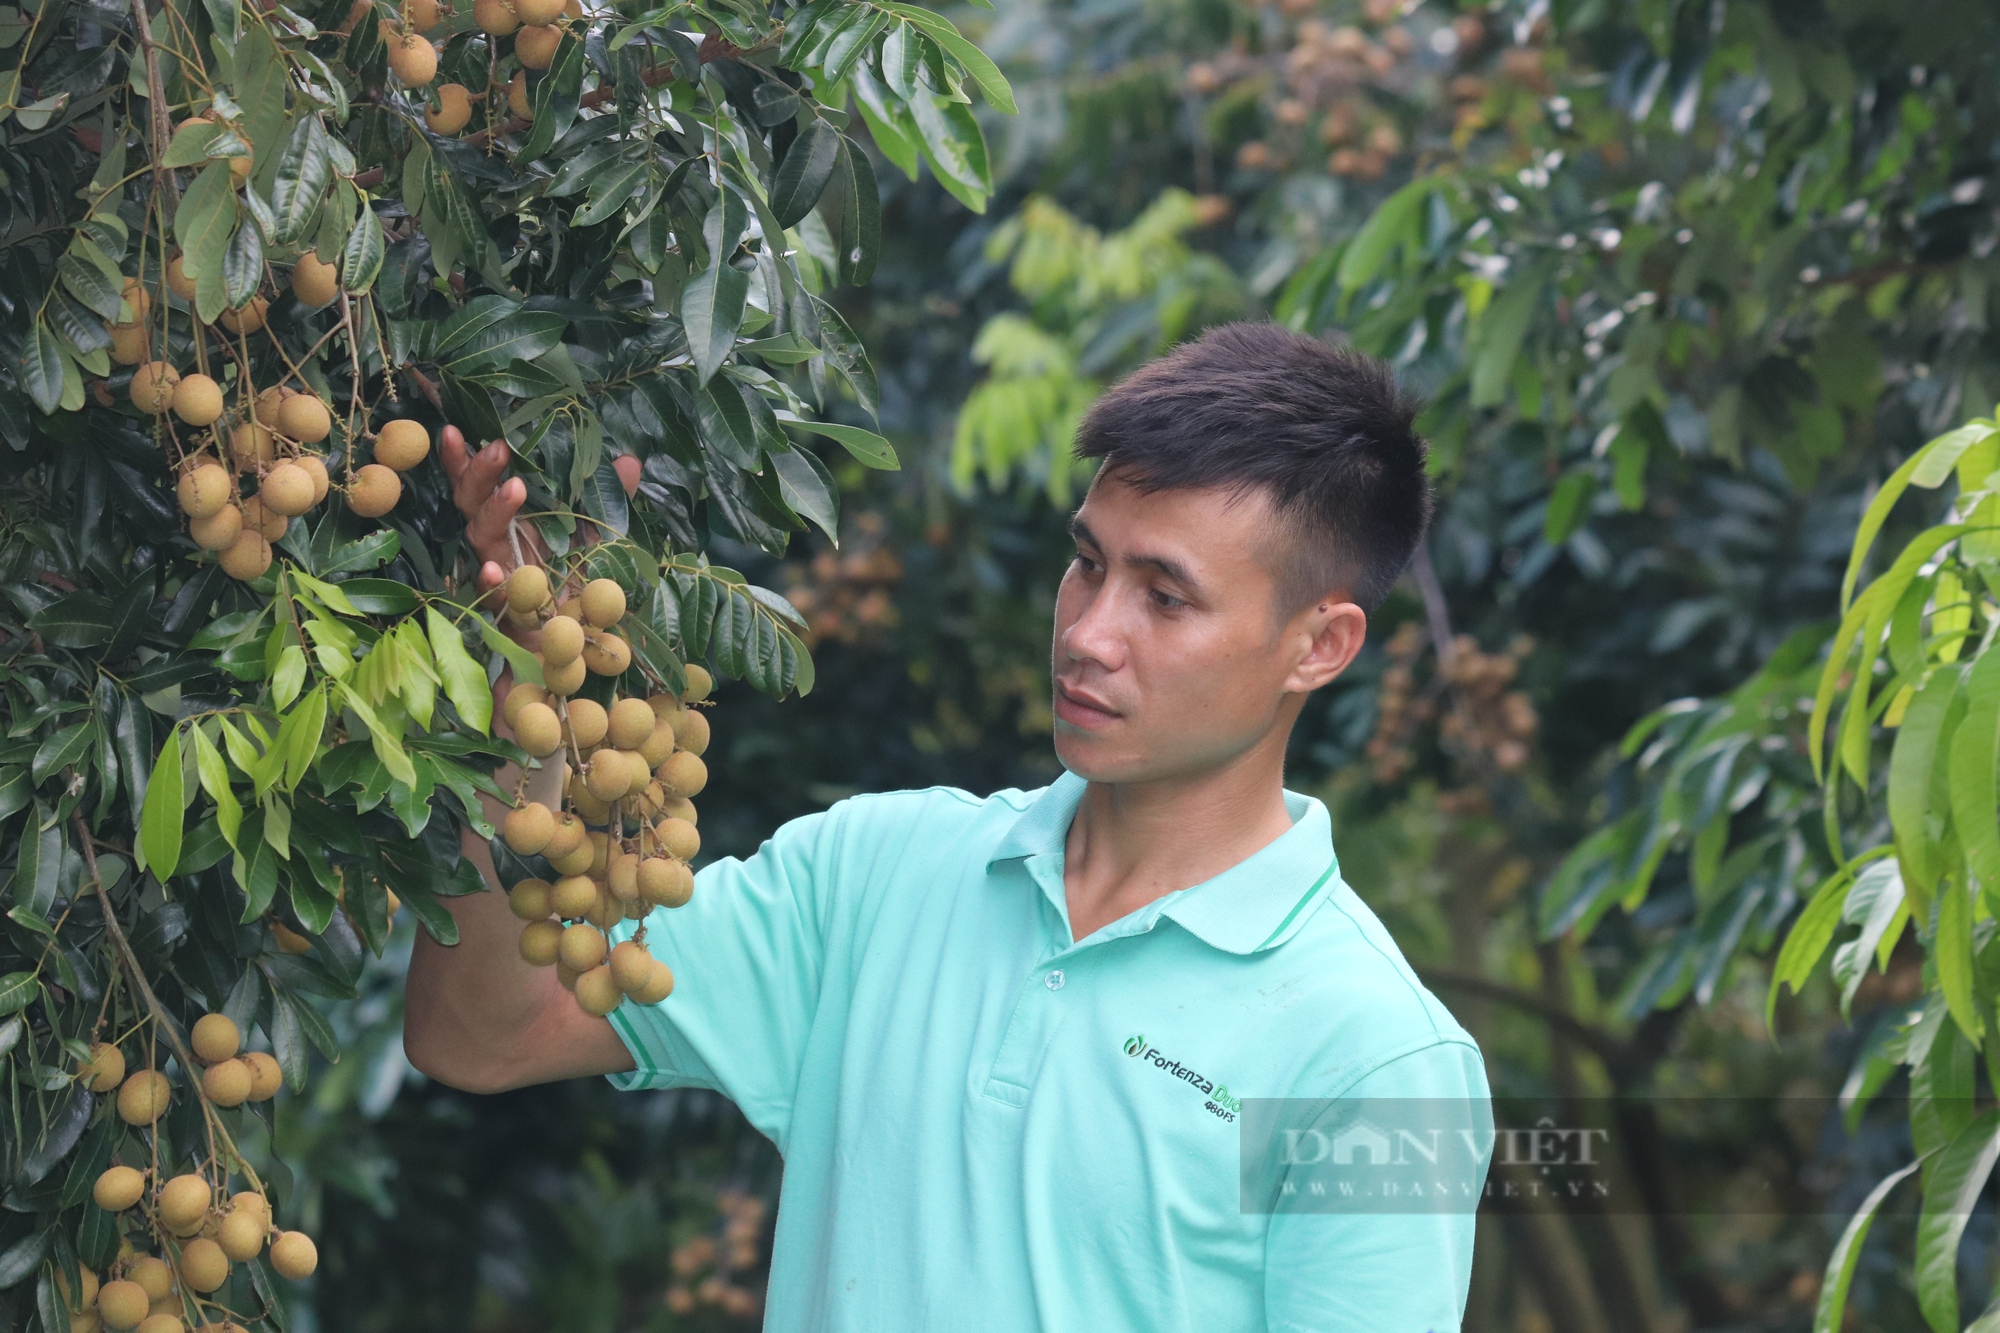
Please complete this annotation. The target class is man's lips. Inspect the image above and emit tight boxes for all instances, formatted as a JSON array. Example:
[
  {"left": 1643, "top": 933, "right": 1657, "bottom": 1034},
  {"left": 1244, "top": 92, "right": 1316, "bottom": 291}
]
[{"left": 1053, "top": 680, "right": 1120, "bottom": 726}]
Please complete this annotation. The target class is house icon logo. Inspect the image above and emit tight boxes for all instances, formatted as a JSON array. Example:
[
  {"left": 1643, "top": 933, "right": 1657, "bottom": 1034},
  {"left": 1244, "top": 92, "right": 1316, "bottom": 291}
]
[{"left": 1329, "top": 1118, "right": 1394, "bottom": 1165}]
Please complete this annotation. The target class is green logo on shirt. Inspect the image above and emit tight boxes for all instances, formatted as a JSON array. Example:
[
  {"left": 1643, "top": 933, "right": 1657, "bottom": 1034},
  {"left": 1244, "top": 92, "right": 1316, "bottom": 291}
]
[
  {"left": 1117, "top": 1035, "right": 1238, "bottom": 1122},
  {"left": 1124, "top": 1034, "right": 1147, "bottom": 1057}
]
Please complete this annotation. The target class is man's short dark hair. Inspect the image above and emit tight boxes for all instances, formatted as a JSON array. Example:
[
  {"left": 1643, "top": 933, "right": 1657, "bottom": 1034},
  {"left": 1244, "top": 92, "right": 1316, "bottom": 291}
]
[{"left": 1072, "top": 323, "right": 1432, "bottom": 615}]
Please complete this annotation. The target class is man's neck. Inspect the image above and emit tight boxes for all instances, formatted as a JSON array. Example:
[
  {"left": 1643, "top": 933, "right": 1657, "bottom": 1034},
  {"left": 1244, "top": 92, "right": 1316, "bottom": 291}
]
[{"left": 1060, "top": 740, "right": 1297, "bottom": 943}]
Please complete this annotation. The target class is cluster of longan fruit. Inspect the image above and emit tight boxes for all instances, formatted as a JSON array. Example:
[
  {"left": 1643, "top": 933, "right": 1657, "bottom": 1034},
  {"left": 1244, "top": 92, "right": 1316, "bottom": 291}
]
[
  {"left": 371, "top": 0, "right": 587, "bottom": 135},
  {"left": 68, "top": 1018, "right": 315, "bottom": 1332},
  {"left": 496, "top": 569, "right": 712, "bottom": 1016}
]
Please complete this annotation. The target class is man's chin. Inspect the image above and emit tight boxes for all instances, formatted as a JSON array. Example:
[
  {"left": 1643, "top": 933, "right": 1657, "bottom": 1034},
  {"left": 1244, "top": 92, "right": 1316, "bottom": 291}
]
[{"left": 1053, "top": 728, "right": 1167, "bottom": 785}]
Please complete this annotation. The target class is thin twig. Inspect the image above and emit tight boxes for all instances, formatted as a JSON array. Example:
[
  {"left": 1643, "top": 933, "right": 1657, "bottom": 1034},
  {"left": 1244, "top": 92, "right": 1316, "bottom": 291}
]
[
  {"left": 128, "top": 0, "right": 181, "bottom": 210},
  {"left": 76, "top": 812, "right": 199, "bottom": 1076}
]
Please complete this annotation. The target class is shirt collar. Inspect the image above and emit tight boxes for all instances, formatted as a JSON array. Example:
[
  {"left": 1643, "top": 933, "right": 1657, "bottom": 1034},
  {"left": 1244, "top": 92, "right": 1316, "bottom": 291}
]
[{"left": 987, "top": 771, "right": 1342, "bottom": 955}]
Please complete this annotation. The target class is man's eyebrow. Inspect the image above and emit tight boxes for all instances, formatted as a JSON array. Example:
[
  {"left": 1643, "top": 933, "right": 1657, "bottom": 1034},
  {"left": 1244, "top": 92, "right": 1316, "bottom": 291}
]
[
  {"left": 1069, "top": 517, "right": 1200, "bottom": 589},
  {"left": 1069, "top": 515, "right": 1096, "bottom": 547}
]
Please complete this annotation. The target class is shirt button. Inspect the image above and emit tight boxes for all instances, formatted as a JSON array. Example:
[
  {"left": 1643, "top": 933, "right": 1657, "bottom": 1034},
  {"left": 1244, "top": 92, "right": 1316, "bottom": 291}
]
[{"left": 1045, "top": 970, "right": 1066, "bottom": 991}]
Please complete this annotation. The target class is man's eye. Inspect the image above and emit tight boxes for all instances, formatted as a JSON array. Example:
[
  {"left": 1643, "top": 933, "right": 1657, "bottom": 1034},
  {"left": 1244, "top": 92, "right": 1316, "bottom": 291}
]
[
  {"left": 1074, "top": 552, "right": 1101, "bottom": 573},
  {"left": 1150, "top": 589, "right": 1186, "bottom": 610}
]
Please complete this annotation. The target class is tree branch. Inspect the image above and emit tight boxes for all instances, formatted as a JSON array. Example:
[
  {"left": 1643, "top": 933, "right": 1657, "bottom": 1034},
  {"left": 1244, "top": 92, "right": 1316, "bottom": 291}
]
[
  {"left": 75, "top": 812, "right": 198, "bottom": 1076},
  {"left": 128, "top": 0, "right": 180, "bottom": 209},
  {"left": 1416, "top": 965, "right": 1638, "bottom": 1070}
]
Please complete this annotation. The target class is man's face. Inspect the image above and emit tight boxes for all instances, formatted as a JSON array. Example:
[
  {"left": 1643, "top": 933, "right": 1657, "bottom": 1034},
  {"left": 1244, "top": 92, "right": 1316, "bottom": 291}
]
[{"left": 1051, "top": 471, "right": 1363, "bottom": 784}]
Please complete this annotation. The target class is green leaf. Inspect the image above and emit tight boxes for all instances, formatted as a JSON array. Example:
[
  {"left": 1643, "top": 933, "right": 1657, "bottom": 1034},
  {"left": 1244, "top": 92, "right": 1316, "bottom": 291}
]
[
  {"left": 174, "top": 162, "right": 238, "bottom": 287},
  {"left": 1918, "top": 1109, "right": 2000, "bottom": 1333},
  {"left": 1948, "top": 645, "right": 2000, "bottom": 913},
  {"left": 1845, "top": 423, "right": 1997, "bottom": 611},
  {"left": 272, "top": 115, "right": 332, "bottom": 244},
  {"left": 906, "top": 95, "right": 986, "bottom": 214},
  {"left": 1339, "top": 176, "right": 1432, "bottom": 291},
  {"left": 140, "top": 727, "right": 184, "bottom": 881},
  {"left": 0, "top": 971, "right": 37, "bottom": 1016},
  {"left": 11, "top": 803, "right": 59, "bottom": 916},
  {"left": 580, "top": 454, "right": 631, "bottom": 537},
  {"left": 770, "top": 445, "right": 839, "bottom": 540},
  {"left": 1469, "top": 264, "right": 1544, "bottom": 408},
  {"left": 223, "top": 216, "right": 264, "bottom": 308},
  {"left": 478, "top": 617, "right": 544, "bottom": 686},
  {"left": 343, "top": 205, "right": 386, "bottom": 294},
  {"left": 31, "top": 722, "right": 91, "bottom": 785},
  {"left": 782, "top": 416, "right": 899, "bottom": 469},
  {"left": 772, "top": 118, "right": 841, "bottom": 229},
  {"left": 573, "top": 158, "right": 650, "bottom": 228},
  {"left": 337, "top": 682, "right": 417, "bottom": 787},
  {"left": 1892, "top": 666, "right": 1961, "bottom": 910},
  {"left": 885, "top": 3, "right": 1016, "bottom": 113},
  {"left": 21, "top": 324, "right": 62, "bottom": 414},
  {"left": 425, "top": 609, "right": 492, "bottom": 734},
  {"left": 56, "top": 253, "right": 121, "bottom": 321},
  {"left": 1815, "top": 1159, "right": 1920, "bottom": 1333},
  {"left": 443, "top": 310, "right": 569, "bottom": 373},
  {"left": 191, "top": 723, "right": 242, "bottom": 848},
  {"left": 683, "top": 261, "right": 749, "bottom": 387},
  {"left": 160, "top": 118, "right": 223, "bottom": 168}
]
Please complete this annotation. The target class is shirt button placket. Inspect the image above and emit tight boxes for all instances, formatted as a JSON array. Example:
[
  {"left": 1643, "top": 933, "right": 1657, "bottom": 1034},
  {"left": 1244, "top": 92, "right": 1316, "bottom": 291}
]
[{"left": 1045, "top": 969, "right": 1066, "bottom": 991}]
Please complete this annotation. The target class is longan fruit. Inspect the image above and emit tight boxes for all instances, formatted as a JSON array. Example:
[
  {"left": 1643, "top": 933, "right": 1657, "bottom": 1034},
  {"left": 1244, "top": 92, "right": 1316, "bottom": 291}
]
[
  {"left": 130, "top": 361, "right": 179, "bottom": 414},
  {"left": 504, "top": 802, "right": 556, "bottom": 855},
  {"left": 245, "top": 1050, "right": 283, "bottom": 1101},
  {"left": 513, "top": 701, "right": 562, "bottom": 756},
  {"left": 374, "top": 418, "right": 430, "bottom": 470},
  {"left": 606, "top": 851, "right": 639, "bottom": 900},
  {"left": 217, "top": 1206, "right": 267, "bottom": 1262},
  {"left": 563, "top": 697, "right": 607, "bottom": 747},
  {"left": 581, "top": 633, "right": 631, "bottom": 676},
  {"left": 657, "top": 751, "right": 707, "bottom": 798},
  {"left": 117, "top": 1070, "right": 171, "bottom": 1125},
  {"left": 109, "top": 320, "right": 149, "bottom": 365},
  {"left": 647, "top": 693, "right": 681, "bottom": 721},
  {"left": 542, "top": 655, "right": 587, "bottom": 696},
  {"left": 635, "top": 780, "right": 667, "bottom": 819},
  {"left": 508, "top": 68, "right": 533, "bottom": 119},
  {"left": 557, "top": 922, "right": 607, "bottom": 971},
  {"left": 548, "top": 839, "right": 593, "bottom": 878},
  {"left": 503, "top": 682, "right": 547, "bottom": 728},
  {"left": 241, "top": 493, "right": 288, "bottom": 541},
  {"left": 202, "top": 1058, "right": 252, "bottom": 1107},
  {"left": 586, "top": 829, "right": 610, "bottom": 876},
  {"left": 177, "top": 463, "right": 231, "bottom": 520},
  {"left": 271, "top": 920, "right": 312, "bottom": 954},
  {"left": 189, "top": 504, "right": 243, "bottom": 552},
  {"left": 166, "top": 254, "right": 197, "bottom": 301},
  {"left": 608, "top": 939, "right": 651, "bottom": 991},
  {"left": 291, "top": 252, "right": 339, "bottom": 308},
  {"left": 575, "top": 964, "right": 622, "bottom": 1016},
  {"left": 474, "top": 0, "right": 517, "bottom": 33},
  {"left": 79, "top": 1041, "right": 126, "bottom": 1092},
  {"left": 518, "top": 918, "right": 562, "bottom": 965},
  {"left": 387, "top": 32, "right": 438, "bottom": 85},
  {"left": 229, "top": 1190, "right": 271, "bottom": 1225},
  {"left": 623, "top": 896, "right": 649, "bottom": 921},
  {"left": 638, "top": 721, "right": 677, "bottom": 766},
  {"left": 218, "top": 296, "right": 268, "bottom": 334},
  {"left": 516, "top": 22, "right": 559, "bottom": 67},
  {"left": 606, "top": 697, "right": 655, "bottom": 750},
  {"left": 172, "top": 373, "right": 224, "bottom": 426},
  {"left": 508, "top": 878, "right": 553, "bottom": 920},
  {"left": 659, "top": 794, "right": 697, "bottom": 825},
  {"left": 57, "top": 1263, "right": 99, "bottom": 1312},
  {"left": 407, "top": 0, "right": 440, "bottom": 28},
  {"left": 638, "top": 857, "right": 693, "bottom": 908},
  {"left": 253, "top": 387, "right": 287, "bottom": 428},
  {"left": 673, "top": 708, "right": 710, "bottom": 756},
  {"left": 556, "top": 960, "right": 581, "bottom": 991},
  {"left": 269, "top": 1231, "right": 317, "bottom": 1281},
  {"left": 278, "top": 393, "right": 332, "bottom": 444},
  {"left": 219, "top": 530, "right": 273, "bottom": 581},
  {"left": 507, "top": 565, "right": 550, "bottom": 614},
  {"left": 513, "top": 0, "right": 561, "bottom": 21},
  {"left": 134, "top": 1313, "right": 182, "bottom": 1333},
  {"left": 544, "top": 812, "right": 586, "bottom": 860},
  {"left": 93, "top": 1165, "right": 146, "bottom": 1211},
  {"left": 656, "top": 817, "right": 699, "bottom": 862},
  {"left": 426, "top": 82, "right": 472, "bottom": 134},
  {"left": 631, "top": 958, "right": 675, "bottom": 1004},
  {"left": 569, "top": 784, "right": 612, "bottom": 824},
  {"left": 681, "top": 664, "right": 713, "bottom": 703},
  {"left": 348, "top": 462, "right": 403, "bottom": 517},
  {"left": 586, "top": 884, "right": 624, "bottom": 928},
  {"left": 230, "top": 420, "right": 277, "bottom": 467},
  {"left": 97, "top": 1279, "right": 149, "bottom": 1329},
  {"left": 259, "top": 462, "right": 317, "bottom": 517},
  {"left": 120, "top": 275, "right": 150, "bottom": 323},
  {"left": 191, "top": 1013, "right": 240, "bottom": 1063},
  {"left": 585, "top": 754, "right": 632, "bottom": 801},
  {"left": 550, "top": 873, "right": 597, "bottom": 918},
  {"left": 580, "top": 578, "right": 626, "bottom": 628},
  {"left": 128, "top": 1254, "right": 174, "bottom": 1301},
  {"left": 296, "top": 454, "right": 331, "bottom": 504},
  {"left": 179, "top": 1238, "right": 229, "bottom": 1293},
  {"left": 158, "top": 1174, "right": 211, "bottom": 1231},
  {"left": 538, "top": 615, "right": 584, "bottom": 667}
]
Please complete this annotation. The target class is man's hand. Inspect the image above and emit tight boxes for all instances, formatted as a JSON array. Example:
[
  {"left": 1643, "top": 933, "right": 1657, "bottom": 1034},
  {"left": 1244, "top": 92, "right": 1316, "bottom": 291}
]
[{"left": 441, "top": 425, "right": 644, "bottom": 601}]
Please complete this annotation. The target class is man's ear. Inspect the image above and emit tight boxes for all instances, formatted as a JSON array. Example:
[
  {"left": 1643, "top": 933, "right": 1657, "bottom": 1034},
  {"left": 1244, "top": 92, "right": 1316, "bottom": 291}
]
[{"left": 1283, "top": 598, "right": 1368, "bottom": 694}]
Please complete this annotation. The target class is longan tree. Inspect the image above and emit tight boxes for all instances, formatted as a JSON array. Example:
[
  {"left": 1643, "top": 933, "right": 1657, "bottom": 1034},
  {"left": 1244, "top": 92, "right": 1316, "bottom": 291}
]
[{"left": 0, "top": 0, "right": 1010, "bottom": 1326}]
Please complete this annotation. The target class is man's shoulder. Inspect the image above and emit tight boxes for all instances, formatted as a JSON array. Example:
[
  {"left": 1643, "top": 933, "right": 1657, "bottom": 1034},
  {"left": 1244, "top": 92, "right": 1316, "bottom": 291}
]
[{"left": 812, "top": 782, "right": 1044, "bottom": 859}]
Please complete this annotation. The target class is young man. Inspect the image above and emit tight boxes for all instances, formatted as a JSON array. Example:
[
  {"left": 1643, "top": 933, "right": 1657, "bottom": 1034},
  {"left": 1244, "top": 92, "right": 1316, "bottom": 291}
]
[{"left": 406, "top": 322, "right": 1493, "bottom": 1332}]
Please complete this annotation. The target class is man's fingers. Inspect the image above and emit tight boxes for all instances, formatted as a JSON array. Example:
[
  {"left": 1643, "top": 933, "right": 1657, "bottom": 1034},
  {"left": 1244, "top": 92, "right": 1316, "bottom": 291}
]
[
  {"left": 468, "top": 475, "right": 526, "bottom": 559},
  {"left": 478, "top": 560, "right": 508, "bottom": 594},
  {"left": 440, "top": 424, "right": 471, "bottom": 486}
]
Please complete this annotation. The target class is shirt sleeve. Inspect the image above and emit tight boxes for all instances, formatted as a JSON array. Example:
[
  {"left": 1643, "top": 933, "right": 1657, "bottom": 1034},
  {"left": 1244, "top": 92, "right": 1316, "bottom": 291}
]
[
  {"left": 603, "top": 800, "right": 847, "bottom": 1150},
  {"left": 1262, "top": 1039, "right": 1493, "bottom": 1333}
]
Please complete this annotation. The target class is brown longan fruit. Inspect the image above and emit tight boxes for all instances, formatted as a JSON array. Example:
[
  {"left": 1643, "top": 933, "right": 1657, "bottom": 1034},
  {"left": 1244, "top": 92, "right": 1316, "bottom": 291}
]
[
  {"left": 291, "top": 252, "right": 339, "bottom": 308},
  {"left": 375, "top": 418, "right": 430, "bottom": 470},
  {"left": 580, "top": 578, "right": 626, "bottom": 628},
  {"left": 278, "top": 393, "right": 332, "bottom": 444},
  {"left": 272, "top": 920, "right": 312, "bottom": 953},
  {"left": 558, "top": 922, "right": 607, "bottom": 971},
  {"left": 638, "top": 721, "right": 677, "bottom": 767},
  {"left": 516, "top": 22, "right": 560, "bottom": 67},
  {"left": 544, "top": 812, "right": 586, "bottom": 860},
  {"left": 538, "top": 615, "right": 585, "bottom": 667},
  {"left": 120, "top": 275, "right": 150, "bottom": 323},
  {"left": 542, "top": 655, "right": 587, "bottom": 696},
  {"left": 556, "top": 960, "right": 581, "bottom": 991},
  {"left": 407, "top": 0, "right": 441, "bottom": 28},
  {"left": 426, "top": 82, "right": 472, "bottom": 134},
  {"left": 548, "top": 838, "right": 593, "bottom": 878},
  {"left": 158, "top": 1174, "right": 211, "bottom": 1231},
  {"left": 166, "top": 254, "right": 197, "bottom": 301},
  {"left": 507, "top": 565, "right": 550, "bottom": 614},
  {"left": 673, "top": 708, "right": 710, "bottom": 756},
  {"left": 203, "top": 1058, "right": 252, "bottom": 1107},
  {"left": 634, "top": 780, "right": 667, "bottom": 818},
  {"left": 508, "top": 878, "right": 553, "bottom": 920},
  {"left": 518, "top": 919, "right": 562, "bottom": 965},
  {"left": 656, "top": 817, "right": 699, "bottom": 862},
  {"left": 130, "top": 361, "right": 179, "bottom": 413},
  {"left": 584, "top": 754, "right": 632, "bottom": 801},
  {"left": 569, "top": 784, "right": 613, "bottom": 824},
  {"left": 253, "top": 386, "right": 287, "bottom": 427},
  {"left": 79, "top": 1041, "right": 126, "bottom": 1092},
  {"left": 503, "top": 682, "right": 547, "bottom": 728},
  {"left": 387, "top": 32, "right": 438, "bottom": 85},
  {"left": 179, "top": 1237, "right": 229, "bottom": 1293},
  {"left": 582, "top": 633, "right": 631, "bottom": 676},
  {"left": 97, "top": 1279, "right": 149, "bottom": 1329},
  {"left": 93, "top": 1165, "right": 146, "bottom": 1211},
  {"left": 657, "top": 751, "right": 707, "bottom": 798},
  {"left": 551, "top": 873, "right": 597, "bottom": 918},
  {"left": 608, "top": 939, "right": 651, "bottom": 991},
  {"left": 297, "top": 453, "right": 331, "bottom": 504},
  {"left": 561, "top": 697, "right": 606, "bottom": 749},
  {"left": 575, "top": 964, "right": 622, "bottom": 1015},
  {"left": 109, "top": 321, "right": 149, "bottom": 365},
  {"left": 241, "top": 494, "right": 288, "bottom": 541},
  {"left": 172, "top": 373, "right": 224, "bottom": 426},
  {"left": 504, "top": 802, "right": 557, "bottom": 854},
  {"left": 681, "top": 664, "right": 713, "bottom": 703},
  {"left": 56, "top": 1263, "right": 98, "bottom": 1312},
  {"left": 348, "top": 462, "right": 403, "bottom": 517},
  {"left": 586, "top": 883, "right": 623, "bottom": 928},
  {"left": 135, "top": 1311, "right": 181, "bottom": 1333},
  {"left": 259, "top": 462, "right": 317, "bottom": 517},
  {"left": 192, "top": 1013, "right": 241, "bottom": 1063},
  {"left": 219, "top": 296, "right": 268, "bottom": 334},
  {"left": 638, "top": 857, "right": 693, "bottom": 908},
  {"left": 586, "top": 829, "right": 610, "bottom": 876},
  {"left": 513, "top": 0, "right": 561, "bottom": 21},
  {"left": 129, "top": 1254, "right": 174, "bottom": 1300},
  {"left": 190, "top": 504, "right": 244, "bottom": 552},
  {"left": 474, "top": 0, "right": 518, "bottom": 33},
  {"left": 606, "top": 851, "right": 639, "bottom": 900},
  {"left": 231, "top": 420, "right": 277, "bottom": 467},
  {"left": 229, "top": 1190, "right": 270, "bottom": 1225},
  {"left": 270, "top": 1232, "right": 317, "bottom": 1280},
  {"left": 631, "top": 958, "right": 675, "bottom": 1004},
  {"left": 219, "top": 530, "right": 273, "bottom": 581},
  {"left": 508, "top": 68, "right": 533, "bottom": 118},
  {"left": 624, "top": 895, "right": 649, "bottom": 921},
  {"left": 177, "top": 463, "right": 231, "bottom": 520},
  {"left": 513, "top": 701, "right": 562, "bottom": 756},
  {"left": 607, "top": 697, "right": 655, "bottom": 750},
  {"left": 217, "top": 1205, "right": 267, "bottom": 1262},
  {"left": 245, "top": 1050, "right": 282, "bottom": 1101}
]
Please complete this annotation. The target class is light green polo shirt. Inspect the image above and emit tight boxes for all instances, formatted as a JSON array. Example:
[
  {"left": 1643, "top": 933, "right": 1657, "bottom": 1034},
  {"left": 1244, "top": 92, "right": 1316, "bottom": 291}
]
[{"left": 607, "top": 773, "right": 1492, "bottom": 1332}]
